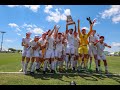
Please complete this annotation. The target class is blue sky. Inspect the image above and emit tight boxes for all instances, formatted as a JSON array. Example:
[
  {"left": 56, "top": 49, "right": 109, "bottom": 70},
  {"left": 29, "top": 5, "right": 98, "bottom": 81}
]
[{"left": 0, "top": 5, "right": 120, "bottom": 52}]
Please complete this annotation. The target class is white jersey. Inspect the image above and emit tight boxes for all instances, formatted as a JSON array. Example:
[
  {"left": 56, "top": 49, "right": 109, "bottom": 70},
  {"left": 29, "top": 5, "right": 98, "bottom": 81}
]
[
  {"left": 22, "top": 37, "right": 31, "bottom": 50},
  {"left": 96, "top": 42, "right": 106, "bottom": 56},
  {"left": 74, "top": 37, "right": 79, "bottom": 48},
  {"left": 46, "top": 35, "right": 54, "bottom": 50},
  {"left": 55, "top": 37, "right": 63, "bottom": 51},
  {"left": 38, "top": 38, "right": 46, "bottom": 47},
  {"left": 67, "top": 33, "right": 74, "bottom": 46},
  {"left": 30, "top": 40, "right": 40, "bottom": 51},
  {"left": 89, "top": 35, "right": 98, "bottom": 46}
]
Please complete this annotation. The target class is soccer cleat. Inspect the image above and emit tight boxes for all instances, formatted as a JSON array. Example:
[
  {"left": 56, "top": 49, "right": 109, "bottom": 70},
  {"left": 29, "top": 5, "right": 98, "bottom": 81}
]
[
  {"left": 96, "top": 68, "right": 99, "bottom": 73},
  {"left": 19, "top": 69, "right": 23, "bottom": 72},
  {"left": 43, "top": 71, "right": 46, "bottom": 74},
  {"left": 36, "top": 69, "right": 41, "bottom": 72},
  {"left": 105, "top": 70, "right": 109, "bottom": 74},
  {"left": 30, "top": 72, "right": 34, "bottom": 76},
  {"left": 72, "top": 67, "right": 75, "bottom": 71}
]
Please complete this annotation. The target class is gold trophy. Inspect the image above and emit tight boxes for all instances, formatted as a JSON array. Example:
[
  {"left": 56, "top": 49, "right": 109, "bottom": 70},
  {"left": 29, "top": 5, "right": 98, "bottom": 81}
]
[{"left": 66, "top": 15, "right": 76, "bottom": 31}]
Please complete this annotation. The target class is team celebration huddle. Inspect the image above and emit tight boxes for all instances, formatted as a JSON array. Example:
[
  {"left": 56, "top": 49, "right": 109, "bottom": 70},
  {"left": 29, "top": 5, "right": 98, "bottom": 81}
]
[{"left": 19, "top": 16, "right": 111, "bottom": 75}]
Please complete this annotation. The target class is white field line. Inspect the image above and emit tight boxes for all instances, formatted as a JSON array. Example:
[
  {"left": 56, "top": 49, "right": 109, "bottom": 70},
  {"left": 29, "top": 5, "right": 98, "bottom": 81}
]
[{"left": 0, "top": 72, "right": 120, "bottom": 76}]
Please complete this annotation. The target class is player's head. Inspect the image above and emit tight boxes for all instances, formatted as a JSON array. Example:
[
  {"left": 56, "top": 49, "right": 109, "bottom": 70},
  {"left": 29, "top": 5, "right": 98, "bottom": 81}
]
[
  {"left": 99, "top": 36, "right": 104, "bottom": 42},
  {"left": 81, "top": 28, "right": 86, "bottom": 35},
  {"left": 58, "top": 32, "right": 62, "bottom": 38},
  {"left": 47, "top": 29, "right": 51, "bottom": 35},
  {"left": 74, "top": 32, "right": 78, "bottom": 37},
  {"left": 34, "top": 35, "right": 40, "bottom": 41},
  {"left": 26, "top": 32, "right": 31, "bottom": 38},
  {"left": 92, "top": 30, "right": 96, "bottom": 35},
  {"left": 69, "top": 29, "right": 73, "bottom": 34},
  {"left": 42, "top": 33, "right": 47, "bottom": 39}
]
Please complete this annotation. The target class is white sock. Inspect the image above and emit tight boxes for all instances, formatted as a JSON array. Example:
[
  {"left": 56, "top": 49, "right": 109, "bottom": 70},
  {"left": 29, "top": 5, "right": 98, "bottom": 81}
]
[
  {"left": 105, "top": 66, "right": 108, "bottom": 71},
  {"left": 54, "top": 60, "right": 57, "bottom": 70},
  {"left": 74, "top": 60, "right": 77, "bottom": 69},
  {"left": 95, "top": 60, "right": 98, "bottom": 69},
  {"left": 31, "top": 62, "right": 37, "bottom": 72},
  {"left": 21, "top": 61, "right": 25, "bottom": 70},
  {"left": 24, "top": 62, "right": 28, "bottom": 72},
  {"left": 70, "top": 55, "right": 74, "bottom": 68},
  {"left": 29, "top": 62, "right": 33, "bottom": 70},
  {"left": 65, "top": 55, "right": 69, "bottom": 69},
  {"left": 36, "top": 62, "right": 40, "bottom": 69},
  {"left": 51, "top": 61, "right": 55, "bottom": 70},
  {"left": 43, "top": 60, "right": 48, "bottom": 71}
]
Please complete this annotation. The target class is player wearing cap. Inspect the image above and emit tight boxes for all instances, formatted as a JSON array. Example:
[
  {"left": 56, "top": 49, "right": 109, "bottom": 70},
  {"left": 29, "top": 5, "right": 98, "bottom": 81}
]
[
  {"left": 19, "top": 32, "right": 31, "bottom": 72},
  {"left": 77, "top": 19, "right": 94, "bottom": 71},
  {"left": 88, "top": 30, "right": 99, "bottom": 71},
  {"left": 94, "top": 36, "right": 111, "bottom": 74}
]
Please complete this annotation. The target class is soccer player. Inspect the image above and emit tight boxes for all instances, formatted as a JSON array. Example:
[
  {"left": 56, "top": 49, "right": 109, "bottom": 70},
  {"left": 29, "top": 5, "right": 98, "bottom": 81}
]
[
  {"left": 43, "top": 25, "right": 56, "bottom": 74},
  {"left": 19, "top": 32, "right": 31, "bottom": 72},
  {"left": 74, "top": 31, "right": 80, "bottom": 71},
  {"left": 94, "top": 36, "right": 111, "bottom": 74},
  {"left": 88, "top": 30, "right": 98, "bottom": 71},
  {"left": 77, "top": 19, "right": 94, "bottom": 71},
  {"left": 30, "top": 35, "right": 42, "bottom": 75},
  {"left": 54, "top": 32, "right": 64, "bottom": 72},
  {"left": 38, "top": 33, "right": 47, "bottom": 69},
  {"left": 65, "top": 26, "right": 75, "bottom": 71}
]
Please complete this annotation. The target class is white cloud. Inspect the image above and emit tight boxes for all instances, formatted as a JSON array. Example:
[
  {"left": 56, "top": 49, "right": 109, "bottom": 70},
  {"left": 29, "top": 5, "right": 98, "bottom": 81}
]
[
  {"left": 112, "top": 42, "right": 120, "bottom": 47},
  {"left": 23, "top": 5, "right": 40, "bottom": 12},
  {"left": 7, "top": 5, "right": 19, "bottom": 7},
  {"left": 17, "top": 33, "right": 21, "bottom": 36},
  {"left": 32, "top": 28, "right": 44, "bottom": 34},
  {"left": 5, "top": 39, "right": 14, "bottom": 43},
  {"left": 44, "top": 5, "right": 71, "bottom": 23},
  {"left": 44, "top": 5, "right": 53, "bottom": 13},
  {"left": 7, "top": 5, "right": 40, "bottom": 12},
  {"left": 100, "top": 5, "right": 120, "bottom": 23},
  {"left": 8, "top": 23, "right": 19, "bottom": 28}
]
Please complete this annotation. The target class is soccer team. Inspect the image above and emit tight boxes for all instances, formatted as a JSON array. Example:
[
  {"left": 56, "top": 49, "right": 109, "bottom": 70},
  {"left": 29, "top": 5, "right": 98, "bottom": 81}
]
[{"left": 20, "top": 19, "right": 111, "bottom": 75}]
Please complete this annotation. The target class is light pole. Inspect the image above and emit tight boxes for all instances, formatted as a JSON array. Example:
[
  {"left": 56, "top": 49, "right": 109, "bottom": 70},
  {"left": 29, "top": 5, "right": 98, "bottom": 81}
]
[{"left": 0, "top": 31, "right": 6, "bottom": 51}]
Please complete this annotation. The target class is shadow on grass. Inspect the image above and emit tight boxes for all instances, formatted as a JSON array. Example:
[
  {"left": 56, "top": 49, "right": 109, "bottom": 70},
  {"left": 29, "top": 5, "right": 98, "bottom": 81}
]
[{"left": 26, "top": 69, "right": 120, "bottom": 84}]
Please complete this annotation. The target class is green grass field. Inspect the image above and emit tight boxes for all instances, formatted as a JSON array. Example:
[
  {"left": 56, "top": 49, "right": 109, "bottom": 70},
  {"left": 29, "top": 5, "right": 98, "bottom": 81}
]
[{"left": 0, "top": 53, "right": 120, "bottom": 85}]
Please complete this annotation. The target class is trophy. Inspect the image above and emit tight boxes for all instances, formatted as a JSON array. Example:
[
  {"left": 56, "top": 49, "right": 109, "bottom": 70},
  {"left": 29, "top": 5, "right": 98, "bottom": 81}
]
[
  {"left": 86, "top": 17, "right": 92, "bottom": 25},
  {"left": 66, "top": 15, "right": 76, "bottom": 31}
]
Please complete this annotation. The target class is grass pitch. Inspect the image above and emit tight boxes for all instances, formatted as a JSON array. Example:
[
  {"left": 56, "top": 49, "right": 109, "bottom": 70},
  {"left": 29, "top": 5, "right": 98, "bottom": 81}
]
[{"left": 0, "top": 53, "right": 120, "bottom": 85}]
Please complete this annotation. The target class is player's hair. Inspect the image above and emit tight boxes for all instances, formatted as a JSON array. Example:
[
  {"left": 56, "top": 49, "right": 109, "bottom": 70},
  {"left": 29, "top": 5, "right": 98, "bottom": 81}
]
[
  {"left": 69, "top": 28, "right": 73, "bottom": 31},
  {"left": 100, "top": 36, "right": 104, "bottom": 39},
  {"left": 93, "top": 30, "right": 96, "bottom": 32},
  {"left": 58, "top": 32, "right": 62, "bottom": 35}
]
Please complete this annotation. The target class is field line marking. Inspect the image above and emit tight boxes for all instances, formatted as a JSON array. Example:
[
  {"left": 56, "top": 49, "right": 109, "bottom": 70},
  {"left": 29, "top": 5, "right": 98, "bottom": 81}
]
[{"left": 0, "top": 72, "right": 120, "bottom": 76}]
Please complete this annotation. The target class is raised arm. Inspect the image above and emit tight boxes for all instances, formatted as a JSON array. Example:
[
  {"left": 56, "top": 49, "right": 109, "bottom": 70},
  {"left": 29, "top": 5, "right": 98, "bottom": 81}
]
[
  {"left": 54, "top": 26, "right": 60, "bottom": 39},
  {"left": 78, "top": 19, "right": 81, "bottom": 37},
  {"left": 48, "top": 25, "right": 56, "bottom": 37}
]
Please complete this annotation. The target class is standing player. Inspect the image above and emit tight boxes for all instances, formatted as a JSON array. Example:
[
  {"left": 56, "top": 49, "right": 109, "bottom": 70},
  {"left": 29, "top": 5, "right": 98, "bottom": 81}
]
[
  {"left": 88, "top": 30, "right": 98, "bottom": 71},
  {"left": 43, "top": 25, "right": 56, "bottom": 74},
  {"left": 74, "top": 32, "right": 80, "bottom": 71},
  {"left": 77, "top": 19, "right": 94, "bottom": 71},
  {"left": 65, "top": 27, "right": 75, "bottom": 71},
  {"left": 94, "top": 36, "right": 111, "bottom": 74},
  {"left": 19, "top": 32, "right": 31, "bottom": 72}
]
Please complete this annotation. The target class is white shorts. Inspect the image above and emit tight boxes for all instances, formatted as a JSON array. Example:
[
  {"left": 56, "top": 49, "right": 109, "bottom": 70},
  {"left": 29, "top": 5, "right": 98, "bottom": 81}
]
[
  {"left": 55, "top": 49, "right": 62, "bottom": 58},
  {"left": 88, "top": 45, "right": 97, "bottom": 57},
  {"left": 33, "top": 50, "right": 40, "bottom": 57},
  {"left": 26, "top": 50, "right": 33, "bottom": 58},
  {"left": 74, "top": 47, "right": 79, "bottom": 56},
  {"left": 66, "top": 45, "right": 75, "bottom": 54},
  {"left": 22, "top": 49, "right": 27, "bottom": 57},
  {"left": 45, "top": 49, "right": 54, "bottom": 58},
  {"left": 97, "top": 54, "right": 106, "bottom": 60}
]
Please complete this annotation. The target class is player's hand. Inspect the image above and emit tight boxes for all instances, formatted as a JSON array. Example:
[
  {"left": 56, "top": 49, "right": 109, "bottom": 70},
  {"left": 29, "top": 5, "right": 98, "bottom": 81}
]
[
  {"left": 78, "top": 19, "right": 80, "bottom": 23},
  {"left": 25, "top": 44, "right": 29, "bottom": 48}
]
